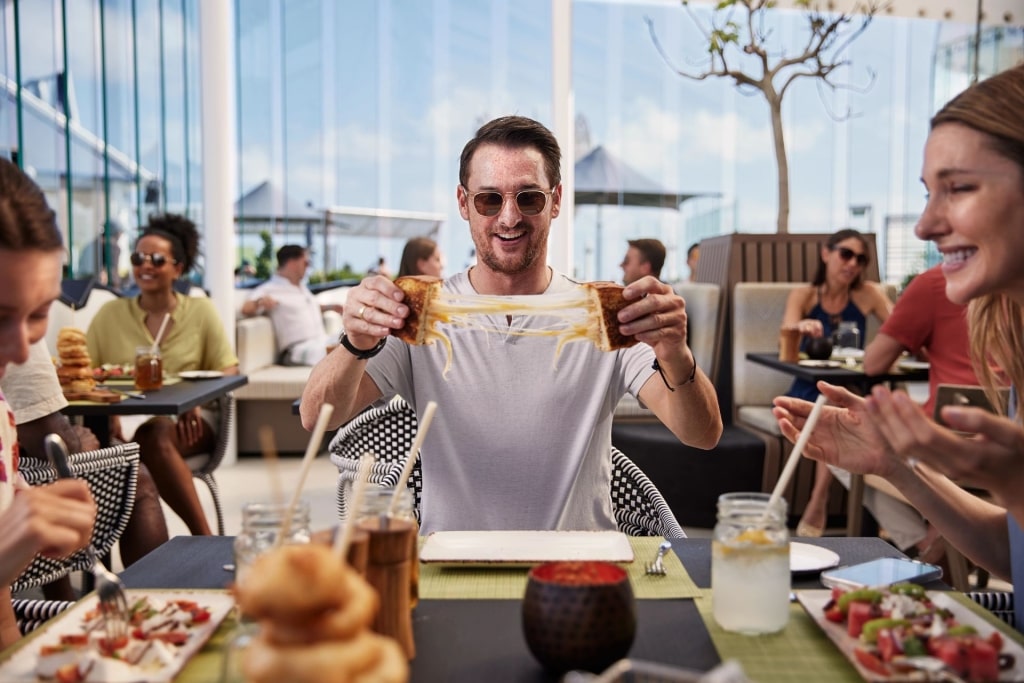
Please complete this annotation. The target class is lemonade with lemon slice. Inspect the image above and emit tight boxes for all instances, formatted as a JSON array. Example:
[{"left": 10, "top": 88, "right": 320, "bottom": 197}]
[{"left": 711, "top": 493, "right": 790, "bottom": 634}]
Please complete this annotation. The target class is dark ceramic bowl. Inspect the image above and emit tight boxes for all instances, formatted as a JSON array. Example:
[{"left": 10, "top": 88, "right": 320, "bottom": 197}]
[
  {"left": 806, "top": 336, "right": 834, "bottom": 360},
  {"left": 522, "top": 561, "right": 636, "bottom": 674}
]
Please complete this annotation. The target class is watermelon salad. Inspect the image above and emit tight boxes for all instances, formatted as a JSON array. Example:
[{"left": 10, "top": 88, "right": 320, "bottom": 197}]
[{"left": 822, "top": 583, "right": 1015, "bottom": 682}]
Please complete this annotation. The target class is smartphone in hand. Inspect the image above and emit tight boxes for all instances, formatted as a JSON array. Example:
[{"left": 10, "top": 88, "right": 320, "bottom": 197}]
[{"left": 820, "top": 557, "right": 943, "bottom": 590}]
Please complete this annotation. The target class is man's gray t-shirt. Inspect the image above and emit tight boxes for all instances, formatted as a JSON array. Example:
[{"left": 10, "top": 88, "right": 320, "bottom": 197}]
[{"left": 366, "top": 269, "right": 656, "bottom": 534}]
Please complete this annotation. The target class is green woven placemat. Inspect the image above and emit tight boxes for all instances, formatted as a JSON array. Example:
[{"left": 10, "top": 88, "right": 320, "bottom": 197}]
[
  {"left": 418, "top": 536, "right": 700, "bottom": 600},
  {"left": 695, "top": 589, "right": 861, "bottom": 683},
  {"left": 176, "top": 613, "right": 238, "bottom": 683}
]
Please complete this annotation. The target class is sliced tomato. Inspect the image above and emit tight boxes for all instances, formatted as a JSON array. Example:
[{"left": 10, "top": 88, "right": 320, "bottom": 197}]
[
  {"left": 847, "top": 600, "right": 880, "bottom": 639},
  {"left": 823, "top": 604, "right": 844, "bottom": 623},
  {"left": 931, "top": 636, "right": 969, "bottom": 676},
  {"left": 54, "top": 663, "right": 84, "bottom": 683},
  {"left": 58, "top": 634, "right": 89, "bottom": 647},
  {"left": 853, "top": 647, "right": 890, "bottom": 676},
  {"left": 98, "top": 634, "right": 129, "bottom": 656},
  {"left": 876, "top": 628, "right": 902, "bottom": 663},
  {"left": 189, "top": 607, "right": 211, "bottom": 623},
  {"left": 967, "top": 638, "right": 1000, "bottom": 682}
]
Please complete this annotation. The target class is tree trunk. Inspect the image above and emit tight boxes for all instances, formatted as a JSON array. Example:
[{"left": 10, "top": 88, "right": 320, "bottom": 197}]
[{"left": 767, "top": 93, "right": 790, "bottom": 233}]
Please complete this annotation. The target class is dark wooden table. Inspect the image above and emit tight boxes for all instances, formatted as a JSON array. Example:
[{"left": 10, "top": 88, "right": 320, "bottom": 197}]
[
  {"left": 62, "top": 375, "right": 248, "bottom": 443},
  {"left": 745, "top": 352, "right": 928, "bottom": 392},
  {"left": 121, "top": 535, "right": 917, "bottom": 682}
]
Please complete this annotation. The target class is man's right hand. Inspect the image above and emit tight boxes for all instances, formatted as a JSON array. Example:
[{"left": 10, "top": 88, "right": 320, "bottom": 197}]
[{"left": 342, "top": 275, "right": 410, "bottom": 351}]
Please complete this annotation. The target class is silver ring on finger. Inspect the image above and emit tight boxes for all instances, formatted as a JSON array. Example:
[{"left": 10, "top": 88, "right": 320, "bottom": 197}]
[{"left": 358, "top": 305, "right": 367, "bottom": 320}]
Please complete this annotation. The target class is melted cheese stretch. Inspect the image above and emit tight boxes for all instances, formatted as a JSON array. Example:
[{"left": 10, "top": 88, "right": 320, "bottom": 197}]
[{"left": 413, "top": 287, "right": 612, "bottom": 375}]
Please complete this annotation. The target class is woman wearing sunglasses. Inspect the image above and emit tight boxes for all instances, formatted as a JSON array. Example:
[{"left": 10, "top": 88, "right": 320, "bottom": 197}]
[
  {"left": 86, "top": 214, "right": 238, "bottom": 536},
  {"left": 0, "top": 158, "right": 97, "bottom": 646},
  {"left": 781, "top": 228, "right": 893, "bottom": 538}
]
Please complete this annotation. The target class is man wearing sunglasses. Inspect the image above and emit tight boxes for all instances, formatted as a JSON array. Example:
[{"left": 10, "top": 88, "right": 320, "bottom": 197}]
[
  {"left": 302, "top": 115, "right": 722, "bottom": 533},
  {"left": 241, "top": 245, "right": 343, "bottom": 366}
]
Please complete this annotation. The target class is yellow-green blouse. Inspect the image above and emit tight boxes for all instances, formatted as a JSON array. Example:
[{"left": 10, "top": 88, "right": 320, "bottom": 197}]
[{"left": 86, "top": 292, "right": 237, "bottom": 374}]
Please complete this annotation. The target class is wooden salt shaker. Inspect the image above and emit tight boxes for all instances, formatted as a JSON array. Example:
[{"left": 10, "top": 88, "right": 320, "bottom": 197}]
[{"left": 358, "top": 515, "right": 416, "bottom": 659}]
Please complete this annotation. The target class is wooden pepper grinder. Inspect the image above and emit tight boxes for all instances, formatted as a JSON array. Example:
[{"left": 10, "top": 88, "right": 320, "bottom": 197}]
[{"left": 359, "top": 514, "right": 416, "bottom": 659}]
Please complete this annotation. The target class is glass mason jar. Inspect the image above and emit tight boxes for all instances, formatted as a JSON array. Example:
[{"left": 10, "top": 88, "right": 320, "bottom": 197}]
[
  {"left": 711, "top": 492, "right": 790, "bottom": 635},
  {"left": 232, "top": 500, "right": 312, "bottom": 586},
  {"left": 833, "top": 320, "right": 861, "bottom": 350}
]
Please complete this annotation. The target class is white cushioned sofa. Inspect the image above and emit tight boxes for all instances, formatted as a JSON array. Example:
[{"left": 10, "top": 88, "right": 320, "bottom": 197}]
[{"left": 234, "top": 287, "right": 347, "bottom": 455}]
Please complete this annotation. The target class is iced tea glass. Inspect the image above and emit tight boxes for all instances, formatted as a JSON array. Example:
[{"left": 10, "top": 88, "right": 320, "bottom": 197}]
[
  {"left": 778, "top": 326, "right": 801, "bottom": 363},
  {"left": 134, "top": 345, "right": 163, "bottom": 391}
]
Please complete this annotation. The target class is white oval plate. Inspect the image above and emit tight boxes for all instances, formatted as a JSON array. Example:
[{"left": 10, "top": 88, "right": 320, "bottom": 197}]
[
  {"left": 790, "top": 542, "right": 840, "bottom": 573},
  {"left": 179, "top": 370, "right": 225, "bottom": 380},
  {"left": 897, "top": 360, "right": 930, "bottom": 371},
  {"left": 798, "top": 359, "right": 843, "bottom": 368}
]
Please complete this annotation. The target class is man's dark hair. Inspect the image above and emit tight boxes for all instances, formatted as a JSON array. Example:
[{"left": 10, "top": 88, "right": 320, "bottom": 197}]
[
  {"left": 459, "top": 116, "right": 561, "bottom": 190},
  {"left": 276, "top": 244, "right": 307, "bottom": 269},
  {"left": 628, "top": 238, "right": 666, "bottom": 279}
]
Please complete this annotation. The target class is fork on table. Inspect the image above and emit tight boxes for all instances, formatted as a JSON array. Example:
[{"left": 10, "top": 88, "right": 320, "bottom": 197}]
[
  {"left": 645, "top": 541, "right": 672, "bottom": 576},
  {"left": 43, "top": 433, "right": 131, "bottom": 639}
]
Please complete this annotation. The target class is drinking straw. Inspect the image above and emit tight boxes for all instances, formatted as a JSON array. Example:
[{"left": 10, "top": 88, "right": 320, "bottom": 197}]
[
  {"left": 257, "top": 426, "right": 284, "bottom": 506},
  {"left": 334, "top": 454, "right": 374, "bottom": 559},
  {"left": 768, "top": 393, "right": 829, "bottom": 513},
  {"left": 275, "top": 403, "right": 334, "bottom": 544},
  {"left": 388, "top": 400, "right": 437, "bottom": 517},
  {"left": 150, "top": 312, "right": 171, "bottom": 353}
]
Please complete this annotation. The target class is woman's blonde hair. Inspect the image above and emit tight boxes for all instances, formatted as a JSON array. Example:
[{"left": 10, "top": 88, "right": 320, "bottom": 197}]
[{"left": 933, "top": 63, "right": 1024, "bottom": 421}]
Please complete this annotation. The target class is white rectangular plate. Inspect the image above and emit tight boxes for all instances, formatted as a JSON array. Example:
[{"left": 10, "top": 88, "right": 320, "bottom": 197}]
[
  {"left": 420, "top": 530, "right": 634, "bottom": 566},
  {"left": 796, "top": 589, "right": 1024, "bottom": 681},
  {"left": 0, "top": 589, "right": 234, "bottom": 682}
]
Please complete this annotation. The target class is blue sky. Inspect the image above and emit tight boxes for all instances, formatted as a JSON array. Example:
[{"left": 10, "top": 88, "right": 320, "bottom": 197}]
[{"left": 5, "top": 0, "right": 992, "bottom": 283}]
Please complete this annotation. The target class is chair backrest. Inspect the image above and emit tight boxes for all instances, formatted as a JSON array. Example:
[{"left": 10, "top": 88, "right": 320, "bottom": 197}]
[
  {"left": 672, "top": 282, "right": 722, "bottom": 380},
  {"left": 11, "top": 598, "right": 74, "bottom": 635},
  {"left": 330, "top": 398, "right": 683, "bottom": 536},
  {"left": 329, "top": 397, "right": 422, "bottom": 523},
  {"left": 609, "top": 447, "right": 684, "bottom": 537},
  {"left": 44, "top": 286, "right": 119, "bottom": 355},
  {"left": 13, "top": 442, "right": 140, "bottom": 592},
  {"left": 731, "top": 282, "right": 799, "bottom": 416},
  {"left": 184, "top": 392, "right": 236, "bottom": 536}
]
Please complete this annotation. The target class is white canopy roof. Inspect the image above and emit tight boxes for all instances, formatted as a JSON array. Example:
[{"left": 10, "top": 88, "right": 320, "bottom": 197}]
[
  {"left": 769, "top": 0, "right": 1018, "bottom": 26},
  {"left": 322, "top": 206, "right": 444, "bottom": 239}
]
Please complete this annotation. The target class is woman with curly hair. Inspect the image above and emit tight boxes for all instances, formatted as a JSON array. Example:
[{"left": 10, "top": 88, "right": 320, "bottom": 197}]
[{"left": 87, "top": 214, "right": 238, "bottom": 535}]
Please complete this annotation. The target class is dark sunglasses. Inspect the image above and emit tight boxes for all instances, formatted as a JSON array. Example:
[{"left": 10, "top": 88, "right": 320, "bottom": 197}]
[
  {"left": 465, "top": 188, "right": 553, "bottom": 217},
  {"left": 130, "top": 252, "right": 177, "bottom": 268},
  {"left": 833, "top": 246, "right": 868, "bottom": 267}
]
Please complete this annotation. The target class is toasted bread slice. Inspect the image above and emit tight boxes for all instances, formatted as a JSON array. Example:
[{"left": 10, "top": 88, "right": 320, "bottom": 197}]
[
  {"left": 394, "top": 275, "right": 444, "bottom": 345},
  {"left": 582, "top": 281, "right": 638, "bottom": 351}
]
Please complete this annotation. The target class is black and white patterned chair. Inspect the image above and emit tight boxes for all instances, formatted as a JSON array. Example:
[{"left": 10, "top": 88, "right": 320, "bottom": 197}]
[
  {"left": 609, "top": 447, "right": 684, "bottom": 537},
  {"left": 967, "top": 591, "right": 1015, "bottom": 628},
  {"left": 329, "top": 397, "right": 422, "bottom": 524},
  {"left": 11, "top": 598, "right": 74, "bottom": 635},
  {"left": 329, "top": 398, "right": 684, "bottom": 537},
  {"left": 185, "top": 393, "right": 235, "bottom": 535},
  {"left": 11, "top": 442, "right": 140, "bottom": 593}
]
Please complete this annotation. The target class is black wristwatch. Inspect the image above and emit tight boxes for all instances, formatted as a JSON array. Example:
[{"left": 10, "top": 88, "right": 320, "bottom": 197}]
[{"left": 339, "top": 333, "right": 387, "bottom": 360}]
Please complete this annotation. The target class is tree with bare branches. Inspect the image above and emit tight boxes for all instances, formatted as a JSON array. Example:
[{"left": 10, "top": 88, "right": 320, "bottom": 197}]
[{"left": 647, "top": 0, "right": 883, "bottom": 233}]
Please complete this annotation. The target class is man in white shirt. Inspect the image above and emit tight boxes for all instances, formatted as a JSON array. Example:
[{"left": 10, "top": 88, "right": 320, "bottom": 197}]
[{"left": 241, "top": 245, "right": 343, "bottom": 365}]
